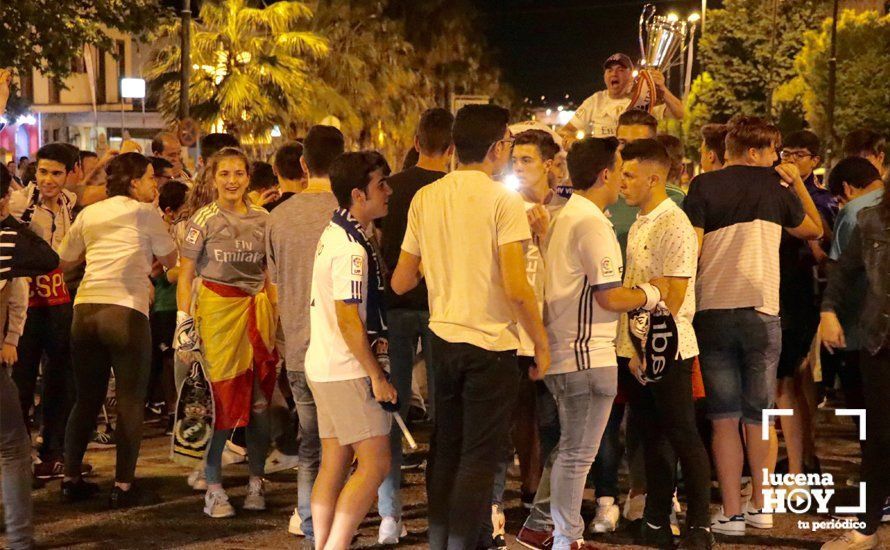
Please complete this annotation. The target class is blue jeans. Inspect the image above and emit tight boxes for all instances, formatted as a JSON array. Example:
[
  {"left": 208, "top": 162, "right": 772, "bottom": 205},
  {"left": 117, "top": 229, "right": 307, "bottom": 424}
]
[
  {"left": 546, "top": 368, "right": 617, "bottom": 550},
  {"left": 286, "top": 370, "right": 320, "bottom": 540},
  {"left": 205, "top": 377, "right": 271, "bottom": 484},
  {"left": 694, "top": 309, "right": 782, "bottom": 424},
  {"left": 377, "top": 308, "right": 435, "bottom": 519},
  {"left": 1, "top": 366, "right": 33, "bottom": 549}
]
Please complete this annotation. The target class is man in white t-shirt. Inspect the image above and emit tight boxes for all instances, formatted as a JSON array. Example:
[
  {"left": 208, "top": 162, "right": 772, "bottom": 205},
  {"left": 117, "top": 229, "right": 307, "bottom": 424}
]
[
  {"left": 487, "top": 129, "right": 567, "bottom": 548},
  {"left": 523, "top": 137, "right": 667, "bottom": 550},
  {"left": 304, "top": 151, "right": 398, "bottom": 550},
  {"left": 615, "top": 139, "right": 713, "bottom": 549},
  {"left": 391, "top": 104, "right": 550, "bottom": 549},
  {"left": 561, "top": 53, "right": 684, "bottom": 142}
]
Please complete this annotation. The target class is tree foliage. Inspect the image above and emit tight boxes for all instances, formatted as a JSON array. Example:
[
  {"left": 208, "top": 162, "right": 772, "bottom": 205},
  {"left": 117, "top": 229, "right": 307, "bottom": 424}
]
[
  {"left": 146, "top": 0, "right": 327, "bottom": 138},
  {"left": 794, "top": 9, "right": 890, "bottom": 152},
  {"left": 0, "top": 0, "right": 164, "bottom": 85},
  {"left": 683, "top": 0, "right": 830, "bottom": 153},
  {"left": 305, "top": 1, "right": 434, "bottom": 162}
]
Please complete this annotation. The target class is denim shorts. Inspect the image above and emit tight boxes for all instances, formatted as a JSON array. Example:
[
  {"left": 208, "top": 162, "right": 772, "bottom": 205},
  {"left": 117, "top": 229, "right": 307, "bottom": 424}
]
[{"left": 693, "top": 309, "right": 781, "bottom": 424}]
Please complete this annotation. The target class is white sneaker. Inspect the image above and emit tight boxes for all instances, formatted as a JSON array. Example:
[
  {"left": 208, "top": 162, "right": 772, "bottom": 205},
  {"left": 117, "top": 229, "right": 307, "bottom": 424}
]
[
  {"left": 222, "top": 440, "right": 247, "bottom": 465},
  {"left": 243, "top": 478, "right": 266, "bottom": 511},
  {"left": 820, "top": 530, "right": 878, "bottom": 550},
  {"left": 744, "top": 501, "right": 773, "bottom": 529},
  {"left": 265, "top": 449, "right": 300, "bottom": 473},
  {"left": 589, "top": 496, "right": 620, "bottom": 533},
  {"left": 710, "top": 509, "right": 745, "bottom": 536},
  {"left": 288, "top": 508, "right": 304, "bottom": 536},
  {"left": 188, "top": 468, "right": 207, "bottom": 492},
  {"left": 623, "top": 493, "right": 646, "bottom": 522},
  {"left": 204, "top": 489, "right": 236, "bottom": 518},
  {"left": 378, "top": 516, "right": 407, "bottom": 545}
]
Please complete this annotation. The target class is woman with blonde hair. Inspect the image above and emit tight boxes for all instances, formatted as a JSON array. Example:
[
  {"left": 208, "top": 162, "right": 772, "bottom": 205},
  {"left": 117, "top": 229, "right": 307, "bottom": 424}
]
[{"left": 174, "top": 147, "right": 278, "bottom": 518}]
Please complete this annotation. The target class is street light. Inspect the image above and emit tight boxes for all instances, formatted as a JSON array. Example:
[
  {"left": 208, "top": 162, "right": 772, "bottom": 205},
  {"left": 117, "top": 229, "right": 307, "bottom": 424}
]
[
  {"left": 120, "top": 77, "right": 146, "bottom": 141},
  {"left": 685, "top": 14, "right": 701, "bottom": 99}
]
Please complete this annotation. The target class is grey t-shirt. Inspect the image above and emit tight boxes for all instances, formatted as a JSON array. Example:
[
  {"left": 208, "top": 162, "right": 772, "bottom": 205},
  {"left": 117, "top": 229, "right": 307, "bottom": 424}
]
[
  {"left": 265, "top": 192, "right": 338, "bottom": 371},
  {"left": 180, "top": 202, "right": 268, "bottom": 294}
]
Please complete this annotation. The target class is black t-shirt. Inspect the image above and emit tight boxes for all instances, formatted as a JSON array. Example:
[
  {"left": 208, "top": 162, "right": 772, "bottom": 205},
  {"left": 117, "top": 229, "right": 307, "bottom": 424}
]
[
  {"left": 380, "top": 166, "right": 445, "bottom": 310},
  {"left": 264, "top": 192, "right": 297, "bottom": 212}
]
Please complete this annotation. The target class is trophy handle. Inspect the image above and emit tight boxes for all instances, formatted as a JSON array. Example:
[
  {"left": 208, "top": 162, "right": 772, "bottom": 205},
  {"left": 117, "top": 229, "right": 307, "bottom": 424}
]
[{"left": 639, "top": 3, "right": 656, "bottom": 65}]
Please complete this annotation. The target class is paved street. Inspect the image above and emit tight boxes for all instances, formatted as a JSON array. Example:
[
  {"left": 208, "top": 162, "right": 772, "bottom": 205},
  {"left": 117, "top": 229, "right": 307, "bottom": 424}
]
[{"left": 16, "top": 406, "right": 887, "bottom": 549}]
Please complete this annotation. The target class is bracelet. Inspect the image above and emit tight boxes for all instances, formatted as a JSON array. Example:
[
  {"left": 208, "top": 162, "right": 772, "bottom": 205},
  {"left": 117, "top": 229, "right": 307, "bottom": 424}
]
[{"left": 636, "top": 283, "right": 661, "bottom": 311}]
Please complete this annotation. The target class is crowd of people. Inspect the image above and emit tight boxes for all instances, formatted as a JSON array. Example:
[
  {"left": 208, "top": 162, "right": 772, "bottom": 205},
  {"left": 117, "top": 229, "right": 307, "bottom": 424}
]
[{"left": 0, "top": 52, "right": 888, "bottom": 550}]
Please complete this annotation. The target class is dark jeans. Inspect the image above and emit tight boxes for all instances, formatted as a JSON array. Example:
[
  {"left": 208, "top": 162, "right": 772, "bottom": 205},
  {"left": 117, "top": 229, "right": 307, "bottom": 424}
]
[
  {"left": 426, "top": 335, "right": 519, "bottom": 550},
  {"left": 379, "top": 308, "right": 435, "bottom": 519},
  {"left": 592, "top": 402, "right": 626, "bottom": 499},
  {"left": 149, "top": 310, "right": 177, "bottom": 411},
  {"left": 628, "top": 357, "right": 711, "bottom": 529},
  {"left": 64, "top": 304, "right": 151, "bottom": 483},
  {"left": 858, "top": 347, "right": 890, "bottom": 535},
  {"left": 13, "top": 303, "right": 74, "bottom": 460}
]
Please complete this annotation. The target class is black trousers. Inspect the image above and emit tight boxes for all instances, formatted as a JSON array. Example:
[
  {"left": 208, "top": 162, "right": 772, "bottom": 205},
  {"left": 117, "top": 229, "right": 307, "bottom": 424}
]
[
  {"left": 859, "top": 347, "right": 890, "bottom": 534},
  {"left": 627, "top": 357, "right": 712, "bottom": 529},
  {"left": 12, "top": 303, "right": 74, "bottom": 460},
  {"left": 64, "top": 304, "right": 151, "bottom": 483},
  {"left": 426, "top": 335, "right": 519, "bottom": 550}
]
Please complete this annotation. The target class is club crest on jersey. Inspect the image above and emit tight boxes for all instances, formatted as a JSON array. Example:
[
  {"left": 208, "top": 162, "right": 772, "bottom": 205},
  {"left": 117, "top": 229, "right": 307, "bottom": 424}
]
[
  {"left": 351, "top": 255, "right": 363, "bottom": 275},
  {"left": 185, "top": 227, "right": 201, "bottom": 245},
  {"left": 601, "top": 257, "right": 615, "bottom": 277}
]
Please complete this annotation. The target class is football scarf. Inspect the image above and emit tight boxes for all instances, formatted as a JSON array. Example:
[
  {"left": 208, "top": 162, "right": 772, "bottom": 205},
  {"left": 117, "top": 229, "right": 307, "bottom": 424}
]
[{"left": 627, "top": 304, "right": 679, "bottom": 383}]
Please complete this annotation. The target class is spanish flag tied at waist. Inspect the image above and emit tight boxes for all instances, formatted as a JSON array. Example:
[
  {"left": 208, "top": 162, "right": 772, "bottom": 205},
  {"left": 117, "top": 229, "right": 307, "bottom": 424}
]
[{"left": 196, "top": 280, "right": 278, "bottom": 430}]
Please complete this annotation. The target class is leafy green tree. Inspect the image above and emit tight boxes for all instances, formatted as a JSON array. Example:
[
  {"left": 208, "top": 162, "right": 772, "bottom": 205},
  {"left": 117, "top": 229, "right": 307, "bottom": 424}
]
[
  {"left": 684, "top": 0, "right": 830, "bottom": 153},
  {"left": 793, "top": 9, "right": 890, "bottom": 153},
  {"left": 146, "top": 0, "right": 327, "bottom": 138},
  {"left": 0, "top": 0, "right": 164, "bottom": 85},
  {"left": 308, "top": 1, "right": 435, "bottom": 163},
  {"left": 384, "top": 0, "right": 511, "bottom": 109}
]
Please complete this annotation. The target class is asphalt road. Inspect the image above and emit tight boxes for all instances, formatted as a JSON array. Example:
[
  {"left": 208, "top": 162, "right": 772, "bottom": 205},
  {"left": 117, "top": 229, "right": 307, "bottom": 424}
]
[{"left": 14, "top": 406, "right": 886, "bottom": 549}]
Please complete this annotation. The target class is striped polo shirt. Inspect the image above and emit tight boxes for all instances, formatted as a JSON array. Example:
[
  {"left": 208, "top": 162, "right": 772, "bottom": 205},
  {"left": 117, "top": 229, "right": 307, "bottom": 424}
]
[{"left": 683, "top": 165, "right": 805, "bottom": 316}]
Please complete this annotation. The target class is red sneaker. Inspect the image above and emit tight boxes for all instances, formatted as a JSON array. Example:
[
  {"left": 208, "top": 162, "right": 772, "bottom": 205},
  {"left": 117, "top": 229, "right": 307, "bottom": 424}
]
[{"left": 516, "top": 526, "right": 553, "bottom": 550}]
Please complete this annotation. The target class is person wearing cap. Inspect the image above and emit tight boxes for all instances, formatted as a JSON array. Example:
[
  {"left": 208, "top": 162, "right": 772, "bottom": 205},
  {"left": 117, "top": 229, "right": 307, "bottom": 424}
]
[{"left": 561, "top": 53, "right": 684, "bottom": 142}]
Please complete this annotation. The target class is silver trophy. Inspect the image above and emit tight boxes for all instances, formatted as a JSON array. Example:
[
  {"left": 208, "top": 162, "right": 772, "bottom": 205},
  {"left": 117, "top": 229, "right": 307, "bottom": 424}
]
[{"left": 628, "top": 4, "right": 690, "bottom": 113}]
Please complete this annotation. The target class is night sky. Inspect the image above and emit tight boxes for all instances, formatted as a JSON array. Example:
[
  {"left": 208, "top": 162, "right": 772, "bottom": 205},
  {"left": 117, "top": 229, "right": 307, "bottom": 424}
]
[{"left": 474, "top": 0, "right": 712, "bottom": 107}]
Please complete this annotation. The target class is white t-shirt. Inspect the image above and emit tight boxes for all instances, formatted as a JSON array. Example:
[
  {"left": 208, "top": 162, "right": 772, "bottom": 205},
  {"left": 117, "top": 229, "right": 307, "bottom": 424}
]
[
  {"left": 616, "top": 198, "right": 700, "bottom": 360},
  {"left": 402, "top": 170, "right": 531, "bottom": 351},
  {"left": 58, "top": 195, "right": 176, "bottom": 318},
  {"left": 304, "top": 221, "right": 370, "bottom": 383},
  {"left": 570, "top": 91, "right": 666, "bottom": 137},
  {"left": 544, "top": 194, "right": 624, "bottom": 375},
  {"left": 517, "top": 194, "right": 567, "bottom": 357}
]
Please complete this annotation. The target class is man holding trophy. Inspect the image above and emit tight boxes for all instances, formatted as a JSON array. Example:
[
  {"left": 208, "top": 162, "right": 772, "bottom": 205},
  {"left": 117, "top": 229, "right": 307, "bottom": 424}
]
[
  {"left": 562, "top": 54, "right": 683, "bottom": 142},
  {"left": 561, "top": 5, "right": 690, "bottom": 143}
]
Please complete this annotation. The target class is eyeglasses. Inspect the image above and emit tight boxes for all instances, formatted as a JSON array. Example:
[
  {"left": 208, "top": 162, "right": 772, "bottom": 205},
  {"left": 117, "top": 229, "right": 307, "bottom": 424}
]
[{"left": 780, "top": 150, "right": 815, "bottom": 161}]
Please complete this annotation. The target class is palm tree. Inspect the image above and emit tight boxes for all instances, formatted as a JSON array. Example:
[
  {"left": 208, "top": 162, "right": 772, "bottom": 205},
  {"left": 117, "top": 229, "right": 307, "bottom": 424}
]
[{"left": 146, "top": 0, "right": 327, "bottom": 138}]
